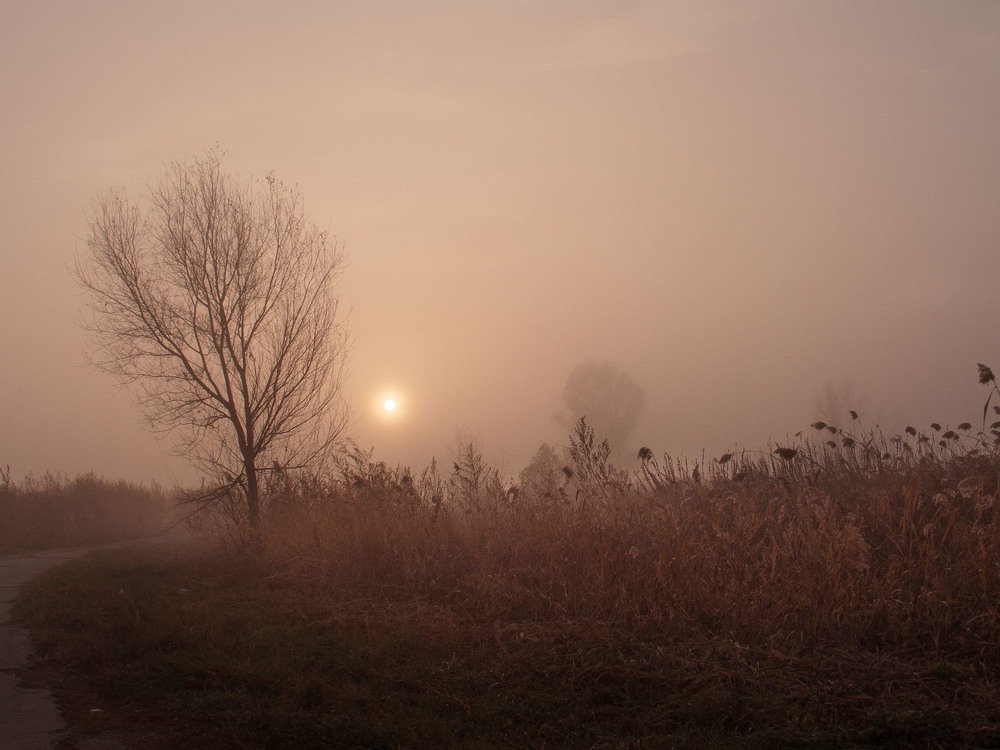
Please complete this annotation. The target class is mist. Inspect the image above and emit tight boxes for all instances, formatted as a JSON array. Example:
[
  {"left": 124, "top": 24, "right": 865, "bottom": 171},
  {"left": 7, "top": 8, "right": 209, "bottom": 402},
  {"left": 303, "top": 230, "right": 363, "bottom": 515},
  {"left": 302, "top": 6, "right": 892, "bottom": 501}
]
[{"left": 2, "top": 1, "right": 999, "bottom": 485}]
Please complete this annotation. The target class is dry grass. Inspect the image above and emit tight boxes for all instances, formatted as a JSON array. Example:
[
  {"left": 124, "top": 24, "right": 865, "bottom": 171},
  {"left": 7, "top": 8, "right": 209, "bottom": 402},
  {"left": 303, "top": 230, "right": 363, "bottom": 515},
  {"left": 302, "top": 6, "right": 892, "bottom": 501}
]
[
  {"left": 15, "top": 390, "right": 1000, "bottom": 746},
  {"left": 0, "top": 468, "right": 175, "bottom": 553},
  {"left": 262, "top": 425, "right": 1000, "bottom": 661},
  {"left": 195, "top": 415, "right": 1000, "bottom": 745}
]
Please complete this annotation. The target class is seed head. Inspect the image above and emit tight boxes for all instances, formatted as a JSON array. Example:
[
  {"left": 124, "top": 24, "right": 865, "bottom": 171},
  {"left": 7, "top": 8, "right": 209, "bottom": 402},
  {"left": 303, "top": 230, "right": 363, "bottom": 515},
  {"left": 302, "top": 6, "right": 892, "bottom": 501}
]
[{"left": 978, "top": 363, "right": 996, "bottom": 385}]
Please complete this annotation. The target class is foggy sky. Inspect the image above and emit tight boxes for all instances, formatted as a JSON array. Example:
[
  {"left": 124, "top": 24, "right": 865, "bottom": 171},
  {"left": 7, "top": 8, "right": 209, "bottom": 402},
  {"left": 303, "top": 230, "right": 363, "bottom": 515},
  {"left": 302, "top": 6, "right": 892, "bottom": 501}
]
[{"left": 2, "top": 1, "right": 999, "bottom": 485}]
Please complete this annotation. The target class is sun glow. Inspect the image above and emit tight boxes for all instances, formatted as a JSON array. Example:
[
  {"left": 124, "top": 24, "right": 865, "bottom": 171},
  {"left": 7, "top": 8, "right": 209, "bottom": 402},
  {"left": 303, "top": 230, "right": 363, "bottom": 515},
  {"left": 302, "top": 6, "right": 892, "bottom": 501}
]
[{"left": 376, "top": 390, "right": 403, "bottom": 418}]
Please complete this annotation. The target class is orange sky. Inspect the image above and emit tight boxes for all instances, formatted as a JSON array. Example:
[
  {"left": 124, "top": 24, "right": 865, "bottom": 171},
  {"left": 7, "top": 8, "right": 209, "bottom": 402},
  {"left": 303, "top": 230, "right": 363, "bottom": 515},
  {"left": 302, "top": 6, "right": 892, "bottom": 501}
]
[{"left": 2, "top": 2, "right": 999, "bottom": 484}]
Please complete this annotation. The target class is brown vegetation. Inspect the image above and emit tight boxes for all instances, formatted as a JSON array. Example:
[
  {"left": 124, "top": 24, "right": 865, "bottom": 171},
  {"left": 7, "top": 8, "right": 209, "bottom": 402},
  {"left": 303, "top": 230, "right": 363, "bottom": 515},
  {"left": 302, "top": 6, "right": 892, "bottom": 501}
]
[
  {"left": 15, "top": 369, "right": 1000, "bottom": 746},
  {"left": 19, "top": 418, "right": 1000, "bottom": 746},
  {"left": 260, "top": 417, "right": 1000, "bottom": 662},
  {"left": 0, "top": 468, "right": 173, "bottom": 554}
]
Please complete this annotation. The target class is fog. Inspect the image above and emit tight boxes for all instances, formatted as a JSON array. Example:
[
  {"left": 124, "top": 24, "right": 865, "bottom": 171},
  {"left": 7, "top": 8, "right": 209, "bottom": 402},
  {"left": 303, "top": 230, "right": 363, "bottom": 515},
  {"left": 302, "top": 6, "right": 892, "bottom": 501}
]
[{"left": 2, "top": 1, "right": 999, "bottom": 485}]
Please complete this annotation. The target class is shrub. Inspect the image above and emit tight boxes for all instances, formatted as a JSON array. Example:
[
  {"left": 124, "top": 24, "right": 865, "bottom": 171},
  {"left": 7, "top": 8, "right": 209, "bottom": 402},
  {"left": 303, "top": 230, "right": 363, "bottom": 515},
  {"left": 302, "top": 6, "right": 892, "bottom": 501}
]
[{"left": 0, "top": 468, "right": 174, "bottom": 553}]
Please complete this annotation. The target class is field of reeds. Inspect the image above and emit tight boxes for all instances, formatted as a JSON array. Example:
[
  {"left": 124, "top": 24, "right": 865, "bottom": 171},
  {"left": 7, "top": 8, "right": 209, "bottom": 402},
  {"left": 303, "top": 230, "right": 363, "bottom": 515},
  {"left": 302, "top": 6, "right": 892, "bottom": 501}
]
[
  {"left": 14, "top": 367, "right": 1000, "bottom": 747},
  {"left": 0, "top": 467, "right": 174, "bottom": 553}
]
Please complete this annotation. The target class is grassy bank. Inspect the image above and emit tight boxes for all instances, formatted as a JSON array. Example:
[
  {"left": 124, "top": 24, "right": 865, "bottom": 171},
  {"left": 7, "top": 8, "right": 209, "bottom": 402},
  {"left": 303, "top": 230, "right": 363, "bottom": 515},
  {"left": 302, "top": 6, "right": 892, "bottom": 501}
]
[{"left": 14, "top": 415, "right": 1000, "bottom": 748}]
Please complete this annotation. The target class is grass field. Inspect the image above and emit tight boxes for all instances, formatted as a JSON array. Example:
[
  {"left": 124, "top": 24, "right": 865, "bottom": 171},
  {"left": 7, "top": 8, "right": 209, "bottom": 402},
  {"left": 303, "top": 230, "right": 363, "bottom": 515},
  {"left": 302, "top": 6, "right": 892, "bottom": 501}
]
[{"left": 13, "top": 411, "right": 1000, "bottom": 748}]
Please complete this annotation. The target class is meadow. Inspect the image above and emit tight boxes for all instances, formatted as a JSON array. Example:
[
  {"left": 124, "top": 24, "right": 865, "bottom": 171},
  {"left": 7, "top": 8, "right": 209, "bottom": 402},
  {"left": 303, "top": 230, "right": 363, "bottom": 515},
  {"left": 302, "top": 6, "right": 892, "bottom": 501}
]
[{"left": 13, "top": 379, "right": 1000, "bottom": 748}]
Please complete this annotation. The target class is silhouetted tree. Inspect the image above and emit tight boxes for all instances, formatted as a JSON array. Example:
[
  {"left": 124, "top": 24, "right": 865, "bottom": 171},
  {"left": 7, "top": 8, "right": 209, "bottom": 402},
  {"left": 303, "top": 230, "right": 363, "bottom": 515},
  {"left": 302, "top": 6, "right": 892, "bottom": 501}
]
[
  {"left": 76, "top": 151, "right": 349, "bottom": 527},
  {"left": 555, "top": 361, "right": 645, "bottom": 457}
]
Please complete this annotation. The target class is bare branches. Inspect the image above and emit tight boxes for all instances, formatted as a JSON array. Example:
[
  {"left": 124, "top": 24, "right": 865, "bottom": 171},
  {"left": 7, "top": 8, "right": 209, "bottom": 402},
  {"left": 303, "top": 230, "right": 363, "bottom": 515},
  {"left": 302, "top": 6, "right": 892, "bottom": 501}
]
[{"left": 75, "top": 151, "right": 350, "bottom": 525}]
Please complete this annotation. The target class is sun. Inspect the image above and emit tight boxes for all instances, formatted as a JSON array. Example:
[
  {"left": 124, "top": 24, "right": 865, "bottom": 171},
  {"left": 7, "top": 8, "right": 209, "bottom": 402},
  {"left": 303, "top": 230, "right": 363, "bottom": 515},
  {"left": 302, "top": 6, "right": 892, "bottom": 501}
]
[{"left": 376, "top": 390, "right": 403, "bottom": 419}]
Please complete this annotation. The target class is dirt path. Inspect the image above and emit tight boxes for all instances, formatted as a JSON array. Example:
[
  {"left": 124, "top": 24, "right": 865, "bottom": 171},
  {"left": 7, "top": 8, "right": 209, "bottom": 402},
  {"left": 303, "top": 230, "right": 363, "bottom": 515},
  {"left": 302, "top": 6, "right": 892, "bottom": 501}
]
[{"left": 0, "top": 546, "right": 104, "bottom": 749}]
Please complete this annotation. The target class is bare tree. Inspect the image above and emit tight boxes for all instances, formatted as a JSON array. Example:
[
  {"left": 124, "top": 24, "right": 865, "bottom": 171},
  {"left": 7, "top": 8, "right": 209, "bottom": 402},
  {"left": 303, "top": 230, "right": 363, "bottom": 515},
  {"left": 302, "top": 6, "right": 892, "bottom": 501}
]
[{"left": 76, "top": 152, "right": 349, "bottom": 527}]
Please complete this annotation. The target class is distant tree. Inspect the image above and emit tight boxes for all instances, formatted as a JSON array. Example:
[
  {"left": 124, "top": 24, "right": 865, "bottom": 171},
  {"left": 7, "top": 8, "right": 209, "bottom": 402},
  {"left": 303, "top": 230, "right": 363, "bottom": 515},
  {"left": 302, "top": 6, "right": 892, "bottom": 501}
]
[
  {"left": 815, "top": 379, "right": 867, "bottom": 427},
  {"left": 75, "top": 151, "right": 349, "bottom": 527},
  {"left": 554, "top": 361, "right": 645, "bottom": 457}
]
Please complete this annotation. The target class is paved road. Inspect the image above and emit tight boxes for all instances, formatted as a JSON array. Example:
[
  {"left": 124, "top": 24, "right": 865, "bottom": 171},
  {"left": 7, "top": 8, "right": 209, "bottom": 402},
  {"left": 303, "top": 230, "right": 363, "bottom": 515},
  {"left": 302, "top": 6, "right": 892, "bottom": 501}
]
[{"left": 0, "top": 546, "right": 123, "bottom": 750}]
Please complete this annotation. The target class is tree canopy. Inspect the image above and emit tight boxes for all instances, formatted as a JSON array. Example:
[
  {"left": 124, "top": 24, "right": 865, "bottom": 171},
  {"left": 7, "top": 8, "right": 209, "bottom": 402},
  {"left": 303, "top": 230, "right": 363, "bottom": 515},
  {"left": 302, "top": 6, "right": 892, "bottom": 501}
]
[{"left": 555, "top": 361, "right": 645, "bottom": 457}]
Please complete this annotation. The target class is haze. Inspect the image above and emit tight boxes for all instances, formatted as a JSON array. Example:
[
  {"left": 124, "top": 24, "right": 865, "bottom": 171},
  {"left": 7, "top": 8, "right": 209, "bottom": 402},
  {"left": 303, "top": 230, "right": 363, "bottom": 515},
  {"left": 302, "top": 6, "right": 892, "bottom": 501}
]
[{"left": 2, "top": 1, "right": 999, "bottom": 485}]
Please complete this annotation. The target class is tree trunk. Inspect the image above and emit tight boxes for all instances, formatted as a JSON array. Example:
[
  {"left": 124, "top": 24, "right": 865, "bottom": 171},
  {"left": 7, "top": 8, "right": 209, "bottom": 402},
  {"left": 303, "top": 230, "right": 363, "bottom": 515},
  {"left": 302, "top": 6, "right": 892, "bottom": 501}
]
[{"left": 244, "top": 458, "right": 261, "bottom": 528}]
